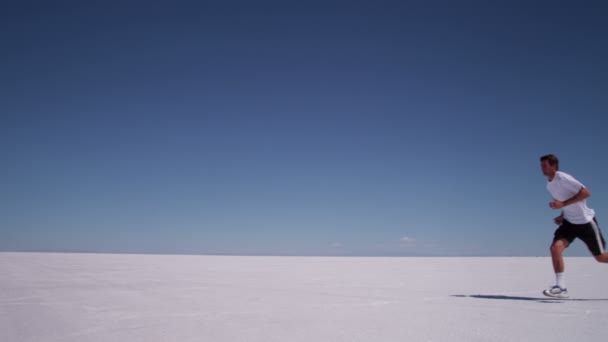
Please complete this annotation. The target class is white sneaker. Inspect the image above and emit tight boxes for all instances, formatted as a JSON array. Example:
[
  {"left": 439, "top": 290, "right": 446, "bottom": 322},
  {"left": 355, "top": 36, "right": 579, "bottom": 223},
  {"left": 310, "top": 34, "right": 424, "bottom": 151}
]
[{"left": 543, "top": 285, "right": 568, "bottom": 298}]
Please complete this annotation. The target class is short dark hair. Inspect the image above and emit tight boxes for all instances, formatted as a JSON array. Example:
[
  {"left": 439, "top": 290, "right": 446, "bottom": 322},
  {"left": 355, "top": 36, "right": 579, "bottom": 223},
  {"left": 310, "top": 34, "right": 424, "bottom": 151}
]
[{"left": 540, "top": 154, "right": 559, "bottom": 170}]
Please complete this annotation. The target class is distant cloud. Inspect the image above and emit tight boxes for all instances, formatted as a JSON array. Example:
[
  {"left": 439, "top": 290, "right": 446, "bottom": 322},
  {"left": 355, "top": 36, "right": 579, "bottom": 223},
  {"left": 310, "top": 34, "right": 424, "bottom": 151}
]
[
  {"left": 399, "top": 237, "right": 417, "bottom": 248},
  {"left": 331, "top": 242, "right": 343, "bottom": 248}
]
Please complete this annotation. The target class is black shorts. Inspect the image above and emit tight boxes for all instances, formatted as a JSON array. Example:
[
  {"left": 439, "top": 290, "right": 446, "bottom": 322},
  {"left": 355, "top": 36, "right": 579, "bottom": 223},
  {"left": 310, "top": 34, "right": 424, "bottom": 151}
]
[{"left": 553, "top": 217, "right": 606, "bottom": 256}]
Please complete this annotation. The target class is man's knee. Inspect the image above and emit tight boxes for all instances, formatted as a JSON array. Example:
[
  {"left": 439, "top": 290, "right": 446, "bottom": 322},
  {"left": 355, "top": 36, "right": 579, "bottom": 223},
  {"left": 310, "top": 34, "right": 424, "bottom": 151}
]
[
  {"left": 594, "top": 253, "right": 608, "bottom": 263},
  {"left": 551, "top": 240, "right": 568, "bottom": 254}
]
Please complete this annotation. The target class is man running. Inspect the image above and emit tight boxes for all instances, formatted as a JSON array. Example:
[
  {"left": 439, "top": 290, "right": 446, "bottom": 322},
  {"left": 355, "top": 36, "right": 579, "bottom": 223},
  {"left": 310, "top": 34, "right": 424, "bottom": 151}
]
[{"left": 541, "top": 154, "right": 608, "bottom": 298}]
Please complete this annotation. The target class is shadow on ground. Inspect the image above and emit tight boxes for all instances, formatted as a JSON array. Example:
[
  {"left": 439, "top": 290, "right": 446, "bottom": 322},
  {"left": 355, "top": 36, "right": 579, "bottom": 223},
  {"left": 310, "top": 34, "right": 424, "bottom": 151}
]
[{"left": 451, "top": 294, "right": 608, "bottom": 303}]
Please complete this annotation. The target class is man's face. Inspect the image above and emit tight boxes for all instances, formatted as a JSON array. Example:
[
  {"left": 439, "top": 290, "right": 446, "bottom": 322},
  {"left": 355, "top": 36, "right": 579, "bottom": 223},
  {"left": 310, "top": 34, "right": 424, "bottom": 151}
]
[{"left": 541, "top": 160, "right": 556, "bottom": 177}]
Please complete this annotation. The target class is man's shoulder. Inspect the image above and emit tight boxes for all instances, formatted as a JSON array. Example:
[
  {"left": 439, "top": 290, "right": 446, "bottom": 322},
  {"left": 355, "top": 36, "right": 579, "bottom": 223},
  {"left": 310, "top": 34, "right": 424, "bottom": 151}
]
[
  {"left": 555, "top": 171, "right": 574, "bottom": 180},
  {"left": 555, "top": 171, "right": 584, "bottom": 188}
]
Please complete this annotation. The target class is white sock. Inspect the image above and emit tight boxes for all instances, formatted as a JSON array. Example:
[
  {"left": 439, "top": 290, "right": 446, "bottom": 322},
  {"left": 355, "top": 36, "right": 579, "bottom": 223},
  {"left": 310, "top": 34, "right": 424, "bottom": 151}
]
[{"left": 555, "top": 272, "right": 566, "bottom": 288}]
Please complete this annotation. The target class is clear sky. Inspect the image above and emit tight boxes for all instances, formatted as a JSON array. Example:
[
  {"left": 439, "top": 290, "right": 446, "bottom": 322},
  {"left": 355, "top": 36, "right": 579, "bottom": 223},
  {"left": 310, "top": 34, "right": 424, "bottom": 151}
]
[{"left": 2, "top": 1, "right": 607, "bottom": 256}]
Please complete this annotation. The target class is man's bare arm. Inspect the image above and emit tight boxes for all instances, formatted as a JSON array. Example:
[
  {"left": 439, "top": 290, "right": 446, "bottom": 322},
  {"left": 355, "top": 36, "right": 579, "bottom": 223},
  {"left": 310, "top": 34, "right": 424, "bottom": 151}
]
[{"left": 550, "top": 187, "right": 591, "bottom": 209}]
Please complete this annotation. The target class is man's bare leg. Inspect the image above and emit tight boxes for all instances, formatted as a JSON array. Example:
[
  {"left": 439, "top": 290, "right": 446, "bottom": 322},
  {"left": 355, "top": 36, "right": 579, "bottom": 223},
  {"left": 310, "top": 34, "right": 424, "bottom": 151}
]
[
  {"left": 594, "top": 253, "right": 608, "bottom": 263},
  {"left": 550, "top": 239, "right": 568, "bottom": 273}
]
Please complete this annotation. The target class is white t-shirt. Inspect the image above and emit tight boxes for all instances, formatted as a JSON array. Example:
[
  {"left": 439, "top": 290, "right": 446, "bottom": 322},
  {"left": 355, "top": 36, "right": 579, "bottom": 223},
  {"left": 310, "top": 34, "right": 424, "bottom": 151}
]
[{"left": 546, "top": 171, "right": 595, "bottom": 224}]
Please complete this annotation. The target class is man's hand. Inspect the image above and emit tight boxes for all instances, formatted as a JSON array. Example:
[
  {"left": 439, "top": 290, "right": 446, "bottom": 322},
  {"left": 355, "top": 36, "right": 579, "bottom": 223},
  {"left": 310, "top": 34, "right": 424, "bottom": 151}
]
[
  {"left": 549, "top": 200, "right": 565, "bottom": 209},
  {"left": 554, "top": 215, "right": 564, "bottom": 225}
]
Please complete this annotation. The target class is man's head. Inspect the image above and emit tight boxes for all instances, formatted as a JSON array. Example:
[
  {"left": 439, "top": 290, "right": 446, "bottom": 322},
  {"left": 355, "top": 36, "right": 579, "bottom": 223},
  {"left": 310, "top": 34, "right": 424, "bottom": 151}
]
[{"left": 540, "top": 154, "right": 559, "bottom": 178}]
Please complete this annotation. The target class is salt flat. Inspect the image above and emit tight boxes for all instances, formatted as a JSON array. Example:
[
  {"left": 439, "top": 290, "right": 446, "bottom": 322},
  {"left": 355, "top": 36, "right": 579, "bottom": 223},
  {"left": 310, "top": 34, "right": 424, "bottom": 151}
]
[{"left": 1, "top": 253, "right": 607, "bottom": 342}]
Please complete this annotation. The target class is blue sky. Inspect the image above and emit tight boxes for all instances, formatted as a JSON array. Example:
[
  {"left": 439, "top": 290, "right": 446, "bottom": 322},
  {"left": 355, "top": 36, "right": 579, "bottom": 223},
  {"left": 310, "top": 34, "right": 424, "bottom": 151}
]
[{"left": 2, "top": 1, "right": 607, "bottom": 256}]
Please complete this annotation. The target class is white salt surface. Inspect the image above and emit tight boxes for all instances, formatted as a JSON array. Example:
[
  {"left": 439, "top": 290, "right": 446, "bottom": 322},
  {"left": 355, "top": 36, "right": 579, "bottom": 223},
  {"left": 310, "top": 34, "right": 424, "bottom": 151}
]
[{"left": 2, "top": 253, "right": 608, "bottom": 342}]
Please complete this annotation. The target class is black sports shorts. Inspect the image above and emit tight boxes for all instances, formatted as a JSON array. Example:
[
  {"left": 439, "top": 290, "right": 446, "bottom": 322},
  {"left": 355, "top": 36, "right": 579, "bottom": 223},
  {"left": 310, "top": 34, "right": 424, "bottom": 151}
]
[{"left": 553, "top": 217, "right": 606, "bottom": 256}]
